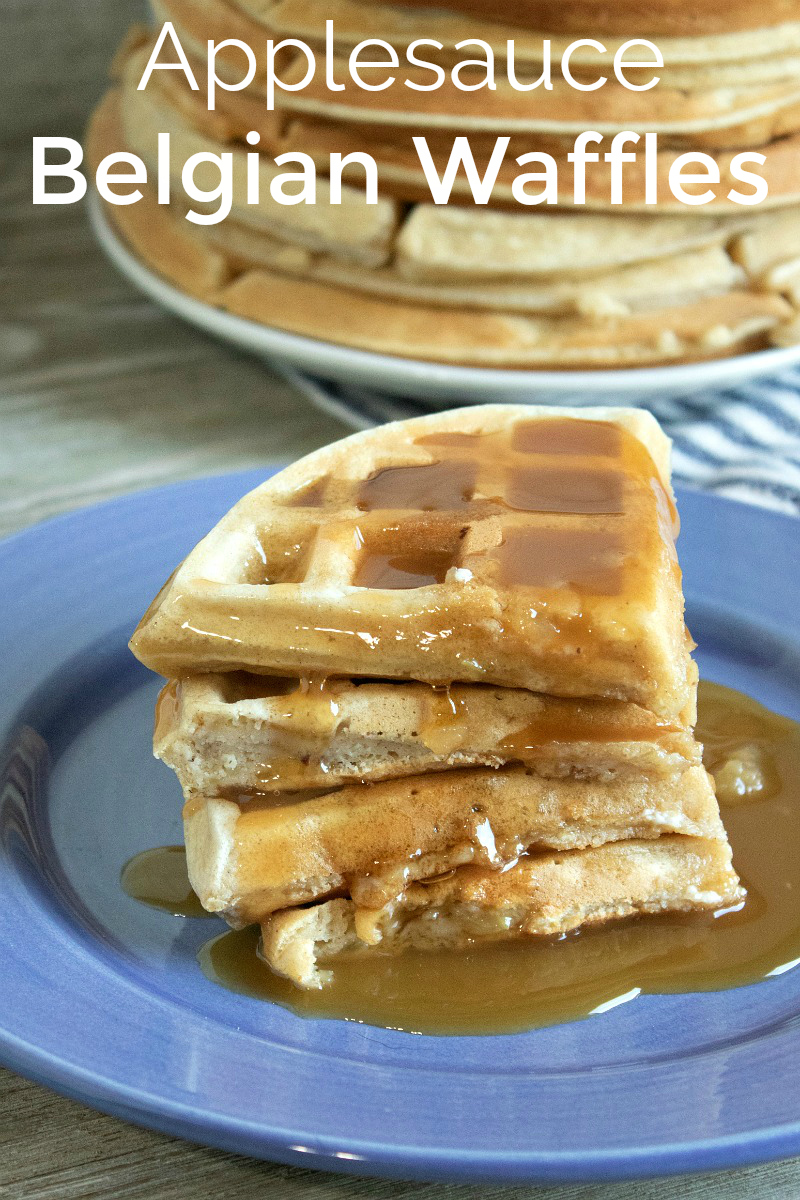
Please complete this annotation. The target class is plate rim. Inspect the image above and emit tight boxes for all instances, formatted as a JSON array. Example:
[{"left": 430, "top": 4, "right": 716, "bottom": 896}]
[
  {"left": 3, "top": 470, "right": 800, "bottom": 1184},
  {"left": 6, "top": 1029, "right": 800, "bottom": 1185}
]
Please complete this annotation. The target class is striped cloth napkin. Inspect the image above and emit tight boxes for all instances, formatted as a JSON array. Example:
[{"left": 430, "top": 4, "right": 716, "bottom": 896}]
[
  {"left": 648, "top": 372, "right": 800, "bottom": 517},
  {"left": 291, "top": 369, "right": 800, "bottom": 517}
]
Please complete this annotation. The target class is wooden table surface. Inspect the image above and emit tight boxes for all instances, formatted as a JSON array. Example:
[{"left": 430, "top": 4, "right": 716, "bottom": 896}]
[{"left": 4, "top": 4, "right": 800, "bottom": 1196}]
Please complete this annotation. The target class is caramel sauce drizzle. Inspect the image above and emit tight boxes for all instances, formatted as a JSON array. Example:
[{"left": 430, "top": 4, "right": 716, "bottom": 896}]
[
  {"left": 353, "top": 550, "right": 455, "bottom": 590},
  {"left": 154, "top": 678, "right": 181, "bottom": 744},
  {"left": 196, "top": 682, "right": 800, "bottom": 1034},
  {"left": 246, "top": 674, "right": 342, "bottom": 790},
  {"left": 127, "top": 683, "right": 800, "bottom": 1035},
  {"left": 120, "top": 845, "right": 210, "bottom": 919},
  {"left": 499, "top": 708, "right": 674, "bottom": 751}
]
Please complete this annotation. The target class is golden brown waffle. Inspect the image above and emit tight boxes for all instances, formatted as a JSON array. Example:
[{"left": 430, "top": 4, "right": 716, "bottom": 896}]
[
  {"left": 395, "top": 207, "right": 730, "bottom": 282},
  {"left": 144, "top": 12, "right": 800, "bottom": 149},
  {"left": 220, "top": 272, "right": 789, "bottom": 365},
  {"left": 88, "top": 95, "right": 794, "bottom": 365},
  {"left": 274, "top": 116, "right": 800, "bottom": 210},
  {"left": 207, "top": 219, "right": 745, "bottom": 318},
  {"left": 156, "top": 674, "right": 700, "bottom": 796},
  {"left": 161, "top": 0, "right": 800, "bottom": 65},
  {"left": 130, "top": 404, "right": 698, "bottom": 717},
  {"left": 98, "top": 189, "right": 791, "bottom": 363},
  {"left": 117, "top": 50, "right": 765, "bottom": 259},
  {"left": 111, "top": 42, "right": 800, "bottom": 222},
  {"left": 118, "top": 68, "right": 398, "bottom": 267},
  {"left": 184, "top": 764, "right": 726, "bottom": 925},
  {"left": 259, "top": 834, "right": 743, "bottom": 988},
  {"left": 160, "top": 0, "right": 800, "bottom": 85},
  {"left": 388, "top": 0, "right": 800, "bottom": 37}
]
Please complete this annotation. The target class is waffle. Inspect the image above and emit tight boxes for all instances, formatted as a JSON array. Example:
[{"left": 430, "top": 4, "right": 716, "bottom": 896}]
[
  {"left": 272, "top": 62, "right": 800, "bottom": 147},
  {"left": 130, "top": 404, "right": 700, "bottom": 717},
  {"left": 92, "top": 175, "right": 790, "bottom": 363},
  {"left": 165, "top": 0, "right": 800, "bottom": 66},
  {"left": 219, "top": 272, "right": 791, "bottom": 363},
  {"left": 127, "top": 406, "right": 743, "bottom": 992},
  {"left": 123, "top": 55, "right": 751, "bottom": 277},
  {"left": 120, "top": 78, "right": 398, "bottom": 267},
  {"left": 89, "top": 182, "right": 791, "bottom": 364},
  {"left": 277, "top": 116, "right": 800, "bottom": 210},
  {"left": 393, "top": 206, "right": 743, "bottom": 284},
  {"left": 113, "top": 43, "right": 800, "bottom": 218},
  {"left": 206, "top": 219, "right": 745, "bottom": 318},
  {"left": 183, "top": 763, "right": 725, "bottom": 924},
  {"left": 156, "top": 674, "right": 700, "bottom": 797},
  {"left": 159, "top": 0, "right": 800, "bottom": 90},
  {"left": 259, "top": 834, "right": 744, "bottom": 988},
  {"left": 391, "top": 0, "right": 800, "bottom": 38},
  {"left": 89, "top": 93, "right": 794, "bottom": 364},
  {"left": 143, "top": 13, "right": 800, "bottom": 149}
]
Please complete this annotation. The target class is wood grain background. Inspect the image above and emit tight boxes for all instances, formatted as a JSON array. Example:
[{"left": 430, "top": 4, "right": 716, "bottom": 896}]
[{"left": 3, "top": 2, "right": 800, "bottom": 1196}]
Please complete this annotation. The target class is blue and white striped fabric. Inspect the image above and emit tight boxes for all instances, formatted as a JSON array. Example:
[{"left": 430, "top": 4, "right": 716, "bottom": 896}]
[
  {"left": 647, "top": 375, "right": 800, "bottom": 516},
  {"left": 293, "top": 368, "right": 800, "bottom": 517}
]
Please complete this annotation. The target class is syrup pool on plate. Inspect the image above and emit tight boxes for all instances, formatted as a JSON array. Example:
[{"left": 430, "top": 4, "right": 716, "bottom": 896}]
[{"left": 123, "top": 682, "right": 800, "bottom": 1035}]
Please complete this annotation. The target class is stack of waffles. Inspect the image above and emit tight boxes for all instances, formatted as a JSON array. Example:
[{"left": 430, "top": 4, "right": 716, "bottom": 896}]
[
  {"left": 130, "top": 405, "right": 743, "bottom": 988},
  {"left": 85, "top": 0, "right": 800, "bottom": 366}
]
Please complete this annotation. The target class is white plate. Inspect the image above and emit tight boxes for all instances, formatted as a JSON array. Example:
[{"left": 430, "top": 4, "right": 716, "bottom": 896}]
[{"left": 89, "top": 194, "right": 800, "bottom": 408}]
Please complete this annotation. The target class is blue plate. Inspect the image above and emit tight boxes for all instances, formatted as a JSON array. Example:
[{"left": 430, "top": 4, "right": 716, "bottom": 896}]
[{"left": 2, "top": 471, "right": 800, "bottom": 1185}]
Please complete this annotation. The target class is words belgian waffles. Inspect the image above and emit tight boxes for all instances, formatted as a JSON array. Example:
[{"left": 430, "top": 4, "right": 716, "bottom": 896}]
[{"left": 33, "top": 21, "right": 770, "bottom": 221}]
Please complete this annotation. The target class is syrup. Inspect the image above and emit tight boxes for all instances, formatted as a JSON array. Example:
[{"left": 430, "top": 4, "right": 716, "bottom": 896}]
[
  {"left": 286, "top": 476, "right": 330, "bottom": 507},
  {"left": 193, "top": 682, "right": 800, "bottom": 1034},
  {"left": 417, "top": 685, "right": 470, "bottom": 756},
  {"left": 124, "top": 682, "right": 800, "bottom": 1032},
  {"left": 511, "top": 417, "right": 621, "bottom": 456},
  {"left": 494, "top": 526, "right": 625, "bottom": 592},
  {"left": 353, "top": 549, "right": 455, "bottom": 589},
  {"left": 120, "top": 845, "right": 210, "bottom": 919},
  {"left": 357, "top": 460, "right": 477, "bottom": 511},
  {"left": 130, "top": 418, "right": 682, "bottom": 719},
  {"left": 232, "top": 674, "right": 342, "bottom": 791},
  {"left": 348, "top": 419, "right": 661, "bottom": 603},
  {"left": 153, "top": 678, "right": 181, "bottom": 744},
  {"left": 504, "top": 464, "right": 624, "bottom": 514},
  {"left": 498, "top": 705, "right": 675, "bottom": 752}
]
